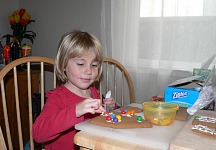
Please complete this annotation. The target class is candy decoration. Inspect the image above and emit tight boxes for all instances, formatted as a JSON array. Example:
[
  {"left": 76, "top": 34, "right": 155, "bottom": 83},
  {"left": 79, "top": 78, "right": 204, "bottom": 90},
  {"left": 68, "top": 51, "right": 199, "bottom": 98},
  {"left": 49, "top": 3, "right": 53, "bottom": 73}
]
[
  {"left": 124, "top": 108, "right": 128, "bottom": 113},
  {"left": 104, "top": 112, "right": 110, "bottom": 116},
  {"left": 131, "top": 109, "right": 135, "bottom": 115},
  {"left": 126, "top": 109, "right": 135, "bottom": 117},
  {"left": 192, "top": 124, "right": 216, "bottom": 135},
  {"left": 194, "top": 115, "right": 216, "bottom": 123},
  {"left": 137, "top": 116, "right": 143, "bottom": 122},
  {"left": 101, "top": 111, "right": 110, "bottom": 116},
  {"left": 113, "top": 117, "right": 119, "bottom": 123},
  {"left": 121, "top": 110, "right": 127, "bottom": 116},
  {"left": 116, "top": 115, "right": 122, "bottom": 122},
  {"left": 106, "top": 116, "right": 112, "bottom": 122},
  {"left": 103, "top": 109, "right": 142, "bottom": 123},
  {"left": 130, "top": 110, "right": 135, "bottom": 115},
  {"left": 110, "top": 113, "right": 115, "bottom": 120}
]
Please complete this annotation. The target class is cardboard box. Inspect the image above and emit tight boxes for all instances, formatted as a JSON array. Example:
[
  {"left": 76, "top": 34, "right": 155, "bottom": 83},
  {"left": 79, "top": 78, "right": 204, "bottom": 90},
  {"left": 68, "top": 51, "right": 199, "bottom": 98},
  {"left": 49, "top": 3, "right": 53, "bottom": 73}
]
[
  {"left": 164, "top": 66, "right": 214, "bottom": 108},
  {"left": 164, "top": 76, "right": 202, "bottom": 108}
]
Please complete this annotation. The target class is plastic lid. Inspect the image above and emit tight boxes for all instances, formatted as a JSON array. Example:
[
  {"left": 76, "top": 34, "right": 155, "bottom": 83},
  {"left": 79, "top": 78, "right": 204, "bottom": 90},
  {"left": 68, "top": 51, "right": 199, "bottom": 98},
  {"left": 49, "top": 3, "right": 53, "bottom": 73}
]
[{"left": 143, "top": 102, "right": 179, "bottom": 112}]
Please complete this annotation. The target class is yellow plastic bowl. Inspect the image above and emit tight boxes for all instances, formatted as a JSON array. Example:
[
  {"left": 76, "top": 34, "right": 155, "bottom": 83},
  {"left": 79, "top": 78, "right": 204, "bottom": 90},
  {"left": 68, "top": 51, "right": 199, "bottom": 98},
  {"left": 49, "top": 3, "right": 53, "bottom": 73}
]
[{"left": 143, "top": 102, "right": 179, "bottom": 126}]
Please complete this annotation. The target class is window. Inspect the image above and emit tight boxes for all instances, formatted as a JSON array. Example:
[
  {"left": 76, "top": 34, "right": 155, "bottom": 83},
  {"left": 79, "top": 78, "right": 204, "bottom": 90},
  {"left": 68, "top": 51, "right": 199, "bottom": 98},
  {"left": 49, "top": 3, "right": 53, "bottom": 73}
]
[{"left": 140, "top": 0, "right": 204, "bottom": 17}]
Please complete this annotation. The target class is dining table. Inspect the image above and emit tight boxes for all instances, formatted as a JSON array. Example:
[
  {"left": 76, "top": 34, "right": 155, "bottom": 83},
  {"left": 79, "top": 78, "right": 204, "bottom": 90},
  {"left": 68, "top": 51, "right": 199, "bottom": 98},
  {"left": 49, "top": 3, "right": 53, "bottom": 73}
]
[
  {"left": 169, "top": 109, "right": 216, "bottom": 150},
  {"left": 74, "top": 103, "right": 188, "bottom": 150}
]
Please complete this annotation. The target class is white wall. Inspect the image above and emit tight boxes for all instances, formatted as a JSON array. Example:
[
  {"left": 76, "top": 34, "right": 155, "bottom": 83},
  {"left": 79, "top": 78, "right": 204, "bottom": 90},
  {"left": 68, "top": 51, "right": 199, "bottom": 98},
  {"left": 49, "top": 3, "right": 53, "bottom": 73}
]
[{"left": 1, "top": 0, "right": 102, "bottom": 58}]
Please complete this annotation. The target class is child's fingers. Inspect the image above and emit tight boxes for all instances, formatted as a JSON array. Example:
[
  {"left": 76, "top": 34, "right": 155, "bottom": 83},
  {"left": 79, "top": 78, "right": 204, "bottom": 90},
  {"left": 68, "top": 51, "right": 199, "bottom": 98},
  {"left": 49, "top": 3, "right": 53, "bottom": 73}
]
[
  {"left": 95, "top": 105, "right": 106, "bottom": 113},
  {"left": 85, "top": 99, "right": 105, "bottom": 113}
]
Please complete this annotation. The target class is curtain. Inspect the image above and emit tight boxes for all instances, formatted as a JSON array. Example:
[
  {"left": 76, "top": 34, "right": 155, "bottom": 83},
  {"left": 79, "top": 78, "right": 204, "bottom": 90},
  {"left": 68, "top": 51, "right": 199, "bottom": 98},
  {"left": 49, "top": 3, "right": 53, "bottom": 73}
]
[{"left": 101, "top": 0, "right": 216, "bottom": 104}]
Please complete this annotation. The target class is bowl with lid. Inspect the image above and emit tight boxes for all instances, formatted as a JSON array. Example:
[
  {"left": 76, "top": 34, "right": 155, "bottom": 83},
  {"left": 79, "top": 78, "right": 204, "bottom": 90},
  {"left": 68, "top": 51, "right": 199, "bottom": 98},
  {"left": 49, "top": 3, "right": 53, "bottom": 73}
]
[{"left": 143, "top": 102, "right": 179, "bottom": 126}]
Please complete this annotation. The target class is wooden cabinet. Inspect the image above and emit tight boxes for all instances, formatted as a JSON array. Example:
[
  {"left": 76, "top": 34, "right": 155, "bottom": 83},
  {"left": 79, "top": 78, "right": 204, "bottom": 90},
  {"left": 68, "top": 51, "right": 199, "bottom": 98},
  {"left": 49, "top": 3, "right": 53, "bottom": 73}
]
[{"left": 0, "top": 70, "right": 40, "bottom": 150}]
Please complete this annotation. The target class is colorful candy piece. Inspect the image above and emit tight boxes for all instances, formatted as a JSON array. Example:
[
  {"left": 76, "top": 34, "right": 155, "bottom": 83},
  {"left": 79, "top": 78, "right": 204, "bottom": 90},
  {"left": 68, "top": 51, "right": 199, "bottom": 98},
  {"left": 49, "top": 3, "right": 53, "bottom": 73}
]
[
  {"left": 106, "top": 116, "right": 112, "bottom": 122},
  {"left": 101, "top": 112, "right": 105, "bottom": 116},
  {"left": 101, "top": 111, "right": 110, "bottom": 116},
  {"left": 194, "top": 115, "right": 216, "bottom": 123},
  {"left": 194, "top": 115, "right": 200, "bottom": 119},
  {"left": 104, "top": 112, "right": 110, "bottom": 116},
  {"left": 137, "top": 116, "right": 143, "bottom": 122},
  {"left": 121, "top": 110, "right": 127, "bottom": 116},
  {"left": 126, "top": 110, "right": 135, "bottom": 117},
  {"left": 116, "top": 115, "right": 122, "bottom": 122},
  {"left": 130, "top": 110, "right": 135, "bottom": 115},
  {"left": 124, "top": 108, "right": 128, "bottom": 113},
  {"left": 110, "top": 113, "right": 115, "bottom": 119},
  {"left": 113, "top": 117, "right": 119, "bottom": 123}
]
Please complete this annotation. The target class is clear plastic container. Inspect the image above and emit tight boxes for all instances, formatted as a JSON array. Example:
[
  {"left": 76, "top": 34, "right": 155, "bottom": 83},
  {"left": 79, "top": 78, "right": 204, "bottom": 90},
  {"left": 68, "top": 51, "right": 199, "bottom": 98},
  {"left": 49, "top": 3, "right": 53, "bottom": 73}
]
[{"left": 143, "top": 102, "right": 179, "bottom": 126}]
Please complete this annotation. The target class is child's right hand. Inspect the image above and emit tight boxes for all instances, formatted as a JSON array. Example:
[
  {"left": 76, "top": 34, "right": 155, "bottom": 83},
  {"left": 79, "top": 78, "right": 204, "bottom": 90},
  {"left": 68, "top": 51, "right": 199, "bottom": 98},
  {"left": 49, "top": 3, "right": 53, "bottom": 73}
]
[{"left": 76, "top": 98, "right": 106, "bottom": 117}]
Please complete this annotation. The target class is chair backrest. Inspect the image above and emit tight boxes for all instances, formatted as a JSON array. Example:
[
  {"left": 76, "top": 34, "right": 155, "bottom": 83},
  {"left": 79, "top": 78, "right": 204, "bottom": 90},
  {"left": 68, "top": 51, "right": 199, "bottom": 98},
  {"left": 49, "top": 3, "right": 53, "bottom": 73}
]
[
  {"left": 0, "top": 56, "right": 55, "bottom": 150},
  {"left": 97, "top": 57, "right": 135, "bottom": 106},
  {"left": 0, "top": 126, "right": 7, "bottom": 150}
]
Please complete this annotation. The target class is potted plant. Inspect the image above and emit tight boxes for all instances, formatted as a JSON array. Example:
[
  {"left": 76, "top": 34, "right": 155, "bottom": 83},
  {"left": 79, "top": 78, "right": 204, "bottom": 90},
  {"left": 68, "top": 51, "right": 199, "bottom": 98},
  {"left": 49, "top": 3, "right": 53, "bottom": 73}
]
[
  {"left": 2, "top": 8, "right": 36, "bottom": 61},
  {"left": 2, "top": 8, "right": 36, "bottom": 45}
]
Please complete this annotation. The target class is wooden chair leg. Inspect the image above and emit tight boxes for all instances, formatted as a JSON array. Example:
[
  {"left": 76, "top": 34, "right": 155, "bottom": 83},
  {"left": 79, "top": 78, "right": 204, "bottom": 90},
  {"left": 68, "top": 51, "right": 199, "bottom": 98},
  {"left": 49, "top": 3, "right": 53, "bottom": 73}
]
[{"left": 0, "top": 126, "right": 7, "bottom": 150}]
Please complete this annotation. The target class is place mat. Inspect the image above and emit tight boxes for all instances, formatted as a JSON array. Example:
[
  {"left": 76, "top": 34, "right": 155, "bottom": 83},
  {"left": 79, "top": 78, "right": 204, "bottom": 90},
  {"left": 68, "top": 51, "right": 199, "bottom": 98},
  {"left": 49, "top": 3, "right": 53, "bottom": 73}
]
[
  {"left": 175, "top": 107, "right": 188, "bottom": 121},
  {"left": 120, "top": 106, "right": 143, "bottom": 113},
  {"left": 89, "top": 112, "right": 153, "bottom": 129}
]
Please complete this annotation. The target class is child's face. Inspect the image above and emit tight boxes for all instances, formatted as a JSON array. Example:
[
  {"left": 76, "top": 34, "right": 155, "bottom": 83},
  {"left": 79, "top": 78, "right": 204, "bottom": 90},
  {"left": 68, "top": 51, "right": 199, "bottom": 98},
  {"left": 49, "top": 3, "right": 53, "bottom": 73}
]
[{"left": 64, "top": 50, "right": 99, "bottom": 91}]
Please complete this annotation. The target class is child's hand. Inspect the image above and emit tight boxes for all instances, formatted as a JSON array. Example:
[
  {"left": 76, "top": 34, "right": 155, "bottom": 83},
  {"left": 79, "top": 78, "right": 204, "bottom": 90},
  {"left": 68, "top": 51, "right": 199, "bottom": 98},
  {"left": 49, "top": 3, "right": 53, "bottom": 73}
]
[{"left": 76, "top": 98, "right": 106, "bottom": 117}]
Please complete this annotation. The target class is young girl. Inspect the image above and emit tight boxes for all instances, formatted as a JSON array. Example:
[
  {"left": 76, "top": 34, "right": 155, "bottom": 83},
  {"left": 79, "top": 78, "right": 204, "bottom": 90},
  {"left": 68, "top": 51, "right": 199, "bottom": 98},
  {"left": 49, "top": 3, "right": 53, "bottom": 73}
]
[{"left": 32, "top": 30, "right": 114, "bottom": 150}]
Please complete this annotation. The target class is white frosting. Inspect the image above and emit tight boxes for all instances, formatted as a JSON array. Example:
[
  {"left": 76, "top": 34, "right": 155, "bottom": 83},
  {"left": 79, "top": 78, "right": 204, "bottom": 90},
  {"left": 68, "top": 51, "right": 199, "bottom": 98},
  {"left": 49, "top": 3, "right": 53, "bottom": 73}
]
[
  {"left": 195, "top": 116, "right": 216, "bottom": 123},
  {"left": 192, "top": 124, "right": 216, "bottom": 135}
]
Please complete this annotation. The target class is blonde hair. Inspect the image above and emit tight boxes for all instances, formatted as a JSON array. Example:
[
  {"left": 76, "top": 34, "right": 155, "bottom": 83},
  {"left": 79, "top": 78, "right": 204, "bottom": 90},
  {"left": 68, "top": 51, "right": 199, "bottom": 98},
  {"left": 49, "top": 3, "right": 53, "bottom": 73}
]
[{"left": 55, "top": 30, "right": 104, "bottom": 83}]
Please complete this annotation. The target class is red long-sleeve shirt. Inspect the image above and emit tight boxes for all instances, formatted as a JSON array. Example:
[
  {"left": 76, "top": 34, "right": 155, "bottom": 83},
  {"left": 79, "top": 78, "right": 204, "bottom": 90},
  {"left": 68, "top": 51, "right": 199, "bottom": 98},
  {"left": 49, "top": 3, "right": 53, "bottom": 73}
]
[{"left": 32, "top": 84, "right": 100, "bottom": 150}]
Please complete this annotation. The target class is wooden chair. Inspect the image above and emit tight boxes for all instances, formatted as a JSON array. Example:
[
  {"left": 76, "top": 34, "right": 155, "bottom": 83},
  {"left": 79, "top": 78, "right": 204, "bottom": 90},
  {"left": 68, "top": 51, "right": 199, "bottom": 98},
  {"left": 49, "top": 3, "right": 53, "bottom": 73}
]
[
  {"left": 0, "top": 56, "right": 135, "bottom": 149},
  {"left": 97, "top": 57, "right": 135, "bottom": 106},
  {"left": 0, "top": 126, "right": 7, "bottom": 150},
  {"left": 0, "top": 56, "right": 55, "bottom": 150}
]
